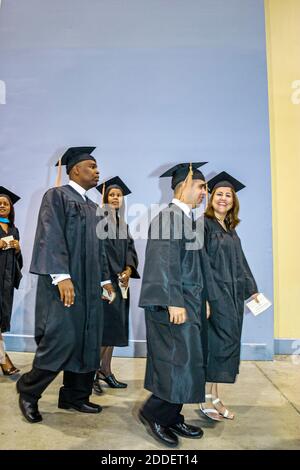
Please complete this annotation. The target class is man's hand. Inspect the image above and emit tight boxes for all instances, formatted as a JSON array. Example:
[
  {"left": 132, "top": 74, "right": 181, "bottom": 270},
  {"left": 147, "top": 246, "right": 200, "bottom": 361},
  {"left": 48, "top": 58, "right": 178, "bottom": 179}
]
[
  {"left": 102, "top": 283, "right": 116, "bottom": 304},
  {"left": 9, "top": 239, "right": 20, "bottom": 252},
  {"left": 168, "top": 306, "right": 187, "bottom": 325},
  {"left": 57, "top": 279, "right": 75, "bottom": 307}
]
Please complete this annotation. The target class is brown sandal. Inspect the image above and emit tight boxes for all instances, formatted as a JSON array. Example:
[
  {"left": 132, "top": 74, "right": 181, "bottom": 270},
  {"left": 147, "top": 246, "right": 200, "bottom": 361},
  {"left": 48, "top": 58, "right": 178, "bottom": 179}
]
[{"left": 0, "top": 353, "right": 20, "bottom": 376}]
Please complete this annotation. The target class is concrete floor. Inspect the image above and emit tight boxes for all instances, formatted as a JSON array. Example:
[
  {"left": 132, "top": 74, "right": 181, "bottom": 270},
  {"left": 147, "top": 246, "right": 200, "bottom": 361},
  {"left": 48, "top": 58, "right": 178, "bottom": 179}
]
[{"left": 0, "top": 353, "right": 300, "bottom": 450}]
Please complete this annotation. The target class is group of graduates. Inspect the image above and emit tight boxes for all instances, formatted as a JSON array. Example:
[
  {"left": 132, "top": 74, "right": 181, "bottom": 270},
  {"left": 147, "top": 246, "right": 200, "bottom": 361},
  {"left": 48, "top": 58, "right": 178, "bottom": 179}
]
[{"left": 0, "top": 147, "right": 259, "bottom": 448}]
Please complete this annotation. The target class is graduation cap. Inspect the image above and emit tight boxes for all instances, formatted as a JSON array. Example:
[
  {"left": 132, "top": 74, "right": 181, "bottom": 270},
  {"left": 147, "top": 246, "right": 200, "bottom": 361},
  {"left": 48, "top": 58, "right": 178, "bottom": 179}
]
[
  {"left": 97, "top": 176, "right": 132, "bottom": 206},
  {"left": 160, "top": 162, "right": 207, "bottom": 190},
  {"left": 0, "top": 186, "right": 21, "bottom": 205},
  {"left": 55, "top": 147, "right": 96, "bottom": 174},
  {"left": 207, "top": 171, "right": 246, "bottom": 193},
  {"left": 54, "top": 147, "right": 97, "bottom": 187}
]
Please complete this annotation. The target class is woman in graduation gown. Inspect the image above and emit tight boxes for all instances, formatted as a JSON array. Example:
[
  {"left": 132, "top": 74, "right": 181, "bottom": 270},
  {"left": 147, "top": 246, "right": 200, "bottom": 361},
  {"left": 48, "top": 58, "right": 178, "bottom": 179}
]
[
  {"left": 0, "top": 187, "right": 23, "bottom": 376},
  {"left": 200, "top": 172, "right": 259, "bottom": 420},
  {"left": 93, "top": 177, "right": 140, "bottom": 392}
]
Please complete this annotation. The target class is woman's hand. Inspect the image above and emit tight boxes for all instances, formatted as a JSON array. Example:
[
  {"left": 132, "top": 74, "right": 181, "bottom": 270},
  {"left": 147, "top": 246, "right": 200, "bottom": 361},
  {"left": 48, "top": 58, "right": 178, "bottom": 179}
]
[
  {"left": 251, "top": 293, "right": 260, "bottom": 304},
  {"left": 9, "top": 239, "right": 20, "bottom": 252},
  {"left": 119, "top": 266, "right": 132, "bottom": 288},
  {"left": 0, "top": 239, "right": 7, "bottom": 250}
]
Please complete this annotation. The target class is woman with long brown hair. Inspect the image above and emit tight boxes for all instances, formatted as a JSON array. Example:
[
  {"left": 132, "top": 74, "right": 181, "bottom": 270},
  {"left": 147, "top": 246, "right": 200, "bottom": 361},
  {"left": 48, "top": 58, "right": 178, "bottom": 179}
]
[
  {"left": 0, "top": 187, "right": 23, "bottom": 376},
  {"left": 200, "top": 172, "right": 259, "bottom": 420}
]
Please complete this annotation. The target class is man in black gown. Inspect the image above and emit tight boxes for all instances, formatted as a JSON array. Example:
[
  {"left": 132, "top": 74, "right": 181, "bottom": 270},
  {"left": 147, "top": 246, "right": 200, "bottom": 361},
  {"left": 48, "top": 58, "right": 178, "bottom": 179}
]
[
  {"left": 17, "top": 147, "right": 114, "bottom": 423},
  {"left": 139, "top": 162, "right": 217, "bottom": 447}
]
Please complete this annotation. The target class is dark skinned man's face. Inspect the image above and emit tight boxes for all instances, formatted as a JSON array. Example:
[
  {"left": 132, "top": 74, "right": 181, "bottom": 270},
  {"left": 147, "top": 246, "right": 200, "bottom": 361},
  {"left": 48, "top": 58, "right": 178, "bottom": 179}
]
[{"left": 70, "top": 159, "right": 100, "bottom": 190}]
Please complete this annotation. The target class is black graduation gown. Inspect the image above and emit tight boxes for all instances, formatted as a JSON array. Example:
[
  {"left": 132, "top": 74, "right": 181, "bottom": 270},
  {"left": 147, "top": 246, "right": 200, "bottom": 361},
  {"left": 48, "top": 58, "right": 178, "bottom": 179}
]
[
  {"left": 30, "top": 185, "right": 110, "bottom": 373},
  {"left": 204, "top": 216, "right": 258, "bottom": 383},
  {"left": 0, "top": 225, "right": 23, "bottom": 332},
  {"left": 101, "top": 214, "right": 140, "bottom": 347},
  {"left": 139, "top": 204, "right": 216, "bottom": 404}
]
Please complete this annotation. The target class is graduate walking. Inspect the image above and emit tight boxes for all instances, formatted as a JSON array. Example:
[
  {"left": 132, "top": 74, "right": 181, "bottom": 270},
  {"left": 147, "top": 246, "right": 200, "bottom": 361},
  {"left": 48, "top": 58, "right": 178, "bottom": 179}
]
[
  {"left": 17, "top": 147, "right": 114, "bottom": 423},
  {"left": 200, "top": 172, "right": 259, "bottom": 420},
  {"left": 139, "top": 162, "right": 216, "bottom": 448},
  {"left": 93, "top": 177, "right": 140, "bottom": 393},
  {"left": 0, "top": 187, "right": 23, "bottom": 376}
]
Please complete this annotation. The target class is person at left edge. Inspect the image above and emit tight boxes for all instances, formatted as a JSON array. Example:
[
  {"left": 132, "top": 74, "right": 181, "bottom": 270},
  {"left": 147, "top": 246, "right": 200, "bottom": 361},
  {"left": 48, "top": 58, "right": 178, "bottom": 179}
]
[
  {"left": 0, "top": 187, "right": 22, "bottom": 376},
  {"left": 17, "top": 147, "right": 115, "bottom": 423}
]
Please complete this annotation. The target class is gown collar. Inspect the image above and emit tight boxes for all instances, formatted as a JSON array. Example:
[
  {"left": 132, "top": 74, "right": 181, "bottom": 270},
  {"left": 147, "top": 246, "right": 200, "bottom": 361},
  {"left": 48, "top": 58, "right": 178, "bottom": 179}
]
[
  {"left": 171, "top": 198, "right": 192, "bottom": 219},
  {"left": 68, "top": 180, "right": 87, "bottom": 201}
]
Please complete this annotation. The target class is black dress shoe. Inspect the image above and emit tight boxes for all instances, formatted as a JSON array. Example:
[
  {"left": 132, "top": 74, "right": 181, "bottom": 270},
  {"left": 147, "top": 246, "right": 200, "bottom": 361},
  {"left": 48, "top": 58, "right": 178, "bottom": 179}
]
[
  {"left": 93, "top": 378, "right": 103, "bottom": 395},
  {"left": 139, "top": 410, "right": 178, "bottom": 448},
  {"left": 169, "top": 422, "right": 204, "bottom": 439},
  {"left": 58, "top": 401, "right": 102, "bottom": 413},
  {"left": 99, "top": 372, "right": 127, "bottom": 389},
  {"left": 18, "top": 396, "right": 43, "bottom": 423}
]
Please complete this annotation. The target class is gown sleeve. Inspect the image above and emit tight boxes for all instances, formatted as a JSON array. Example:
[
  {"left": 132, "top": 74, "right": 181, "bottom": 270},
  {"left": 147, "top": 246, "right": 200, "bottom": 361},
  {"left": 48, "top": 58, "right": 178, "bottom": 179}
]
[
  {"left": 199, "top": 218, "right": 219, "bottom": 303},
  {"left": 99, "top": 239, "right": 111, "bottom": 283},
  {"left": 30, "top": 189, "right": 70, "bottom": 275},
  {"left": 139, "top": 211, "right": 185, "bottom": 308},
  {"left": 240, "top": 242, "right": 258, "bottom": 299},
  {"left": 199, "top": 246, "right": 218, "bottom": 303},
  {"left": 126, "top": 227, "right": 140, "bottom": 279},
  {"left": 13, "top": 227, "right": 23, "bottom": 289}
]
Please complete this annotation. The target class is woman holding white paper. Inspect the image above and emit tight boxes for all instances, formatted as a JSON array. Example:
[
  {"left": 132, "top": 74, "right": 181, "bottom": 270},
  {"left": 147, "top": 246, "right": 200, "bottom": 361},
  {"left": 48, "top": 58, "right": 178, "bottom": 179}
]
[
  {"left": 200, "top": 172, "right": 259, "bottom": 420},
  {"left": 93, "top": 177, "right": 140, "bottom": 393},
  {"left": 0, "top": 187, "right": 23, "bottom": 376}
]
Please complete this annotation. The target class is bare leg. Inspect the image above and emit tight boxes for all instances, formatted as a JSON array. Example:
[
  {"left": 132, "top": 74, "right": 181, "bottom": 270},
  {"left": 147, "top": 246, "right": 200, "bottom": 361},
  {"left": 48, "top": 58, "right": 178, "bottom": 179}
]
[
  {"left": 212, "top": 383, "right": 235, "bottom": 420},
  {"left": 100, "top": 346, "right": 114, "bottom": 376},
  {"left": 0, "top": 332, "right": 19, "bottom": 374},
  {"left": 92, "top": 348, "right": 110, "bottom": 394},
  {"left": 199, "top": 382, "right": 223, "bottom": 421},
  {"left": 0, "top": 331, "right": 5, "bottom": 364}
]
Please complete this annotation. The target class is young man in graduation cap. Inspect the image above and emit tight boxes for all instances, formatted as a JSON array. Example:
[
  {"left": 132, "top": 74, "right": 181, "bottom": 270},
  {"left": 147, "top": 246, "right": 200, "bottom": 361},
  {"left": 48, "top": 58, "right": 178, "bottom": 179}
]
[
  {"left": 139, "top": 162, "right": 217, "bottom": 447},
  {"left": 17, "top": 147, "right": 115, "bottom": 423}
]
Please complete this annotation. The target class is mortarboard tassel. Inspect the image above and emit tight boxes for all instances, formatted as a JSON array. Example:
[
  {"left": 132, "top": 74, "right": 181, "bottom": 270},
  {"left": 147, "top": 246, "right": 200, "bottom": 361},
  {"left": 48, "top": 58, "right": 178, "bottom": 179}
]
[
  {"left": 55, "top": 158, "right": 62, "bottom": 187},
  {"left": 178, "top": 162, "right": 194, "bottom": 202},
  {"left": 101, "top": 182, "right": 106, "bottom": 208}
]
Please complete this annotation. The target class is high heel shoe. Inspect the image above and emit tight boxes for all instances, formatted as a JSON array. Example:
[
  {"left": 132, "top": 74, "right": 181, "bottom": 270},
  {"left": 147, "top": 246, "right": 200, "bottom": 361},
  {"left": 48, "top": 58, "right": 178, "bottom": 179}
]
[
  {"left": 93, "top": 372, "right": 104, "bottom": 395},
  {"left": 0, "top": 353, "right": 20, "bottom": 376},
  {"left": 98, "top": 371, "right": 127, "bottom": 389}
]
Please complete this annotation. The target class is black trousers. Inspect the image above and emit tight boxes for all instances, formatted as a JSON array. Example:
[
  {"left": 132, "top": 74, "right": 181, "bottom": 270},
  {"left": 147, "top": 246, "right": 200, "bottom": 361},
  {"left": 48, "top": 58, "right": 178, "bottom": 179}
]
[
  {"left": 17, "top": 367, "right": 95, "bottom": 406},
  {"left": 142, "top": 394, "right": 184, "bottom": 427}
]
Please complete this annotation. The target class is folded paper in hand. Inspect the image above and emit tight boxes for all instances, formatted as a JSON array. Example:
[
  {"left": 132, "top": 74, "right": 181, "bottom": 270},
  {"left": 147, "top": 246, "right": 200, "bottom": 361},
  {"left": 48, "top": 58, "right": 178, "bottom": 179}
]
[
  {"left": 1, "top": 235, "right": 14, "bottom": 250},
  {"left": 102, "top": 287, "right": 116, "bottom": 303},
  {"left": 118, "top": 280, "right": 129, "bottom": 300},
  {"left": 246, "top": 293, "right": 272, "bottom": 316}
]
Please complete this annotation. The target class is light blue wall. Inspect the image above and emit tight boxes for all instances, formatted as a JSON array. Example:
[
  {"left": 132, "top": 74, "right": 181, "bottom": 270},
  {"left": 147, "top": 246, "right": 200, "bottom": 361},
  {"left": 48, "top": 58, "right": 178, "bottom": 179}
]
[{"left": 0, "top": 0, "right": 273, "bottom": 359}]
